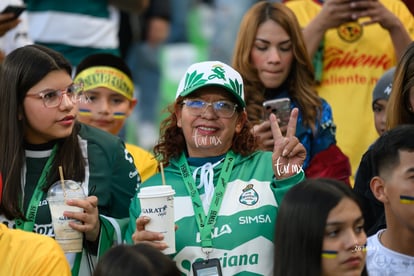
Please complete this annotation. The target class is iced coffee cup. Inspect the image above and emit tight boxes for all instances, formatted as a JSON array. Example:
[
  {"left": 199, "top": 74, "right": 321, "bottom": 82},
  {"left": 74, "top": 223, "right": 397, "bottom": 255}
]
[
  {"left": 47, "top": 180, "right": 86, "bottom": 253},
  {"left": 138, "top": 185, "right": 175, "bottom": 254}
]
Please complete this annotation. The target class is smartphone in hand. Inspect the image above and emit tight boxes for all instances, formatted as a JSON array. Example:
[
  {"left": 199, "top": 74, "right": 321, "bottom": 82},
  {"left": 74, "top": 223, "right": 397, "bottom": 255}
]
[
  {"left": 263, "top": 97, "right": 291, "bottom": 127},
  {"left": 1, "top": 5, "right": 26, "bottom": 22}
]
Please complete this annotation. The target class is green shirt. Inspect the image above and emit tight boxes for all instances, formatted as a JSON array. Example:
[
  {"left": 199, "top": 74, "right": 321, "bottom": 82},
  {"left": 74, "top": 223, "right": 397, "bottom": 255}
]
[
  {"left": 126, "top": 150, "right": 304, "bottom": 275},
  {"left": 1, "top": 124, "right": 139, "bottom": 274}
]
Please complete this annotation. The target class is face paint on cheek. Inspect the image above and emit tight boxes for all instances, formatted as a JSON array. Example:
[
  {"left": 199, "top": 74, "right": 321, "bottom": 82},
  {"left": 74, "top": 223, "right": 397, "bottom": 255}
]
[
  {"left": 113, "top": 112, "right": 127, "bottom": 119},
  {"left": 79, "top": 108, "right": 92, "bottom": 116},
  {"left": 400, "top": 195, "right": 414, "bottom": 204},
  {"left": 321, "top": 250, "right": 338, "bottom": 259}
]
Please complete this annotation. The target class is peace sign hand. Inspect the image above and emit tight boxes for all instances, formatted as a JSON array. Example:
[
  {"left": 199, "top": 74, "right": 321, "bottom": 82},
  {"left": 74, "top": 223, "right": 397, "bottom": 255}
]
[{"left": 270, "top": 108, "right": 306, "bottom": 179}]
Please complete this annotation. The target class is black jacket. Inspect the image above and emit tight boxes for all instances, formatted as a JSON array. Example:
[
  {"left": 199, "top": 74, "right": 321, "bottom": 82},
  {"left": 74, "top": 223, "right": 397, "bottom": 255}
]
[{"left": 353, "top": 147, "right": 386, "bottom": 236}]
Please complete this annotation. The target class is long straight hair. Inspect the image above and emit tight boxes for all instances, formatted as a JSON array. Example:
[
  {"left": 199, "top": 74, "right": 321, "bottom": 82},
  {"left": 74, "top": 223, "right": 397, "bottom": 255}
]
[
  {"left": 386, "top": 41, "right": 414, "bottom": 129},
  {"left": 0, "top": 45, "right": 85, "bottom": 219},
  {"left": 274, "top": 178, "right": 367, "bottom": 276},
  {"left": 232, "top": 2, "right": 321, "bottom": 129}
]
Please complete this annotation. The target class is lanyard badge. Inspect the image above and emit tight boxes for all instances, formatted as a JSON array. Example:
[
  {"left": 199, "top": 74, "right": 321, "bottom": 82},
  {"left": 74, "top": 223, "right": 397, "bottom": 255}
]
[
  {"left": 192, "top": 258, "right": 223, "bottom": 276},
  {"left": 178, "top": 151, "right": 235, "bottom": 275}
]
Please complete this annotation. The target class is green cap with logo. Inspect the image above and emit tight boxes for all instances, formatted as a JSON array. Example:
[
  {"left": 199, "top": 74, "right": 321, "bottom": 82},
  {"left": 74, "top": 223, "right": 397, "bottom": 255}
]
[{"left": 175, "top": 61, "right": 245, "bottom": 108}]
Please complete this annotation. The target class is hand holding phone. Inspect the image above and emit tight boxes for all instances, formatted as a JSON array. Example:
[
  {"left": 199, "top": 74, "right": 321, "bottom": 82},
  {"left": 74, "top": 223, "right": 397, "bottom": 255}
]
[
  {"left": 263, "top": 97, "right": 291, "bottom": 127},
  {"left": 1, "top": 5, "right": 26, "bottom": 23}
]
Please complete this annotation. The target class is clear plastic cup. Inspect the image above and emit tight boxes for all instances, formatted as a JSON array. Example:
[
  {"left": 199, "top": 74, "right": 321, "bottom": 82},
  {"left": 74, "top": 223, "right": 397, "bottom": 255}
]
[{"left": 47, "top": 180, "right": 85, "bottom": 253}]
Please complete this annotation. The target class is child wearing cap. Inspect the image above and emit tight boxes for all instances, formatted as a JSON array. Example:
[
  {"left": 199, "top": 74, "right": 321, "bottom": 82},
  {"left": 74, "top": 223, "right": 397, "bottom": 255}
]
[
  {"left": 74, "top": 53, "right": 158, "bottom": 182},
  {"left": 354, "top": 67, "right": 395, "bottom": 236},
  {"left": 372, "top": 67, "right": 395, "bottom": 136}
]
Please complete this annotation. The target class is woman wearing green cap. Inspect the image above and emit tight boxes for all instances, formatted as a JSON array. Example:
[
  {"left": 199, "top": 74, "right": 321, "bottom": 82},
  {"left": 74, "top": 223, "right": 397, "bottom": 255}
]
[{"left": 125, "top": 60, "right": 306, "bottom": 275}]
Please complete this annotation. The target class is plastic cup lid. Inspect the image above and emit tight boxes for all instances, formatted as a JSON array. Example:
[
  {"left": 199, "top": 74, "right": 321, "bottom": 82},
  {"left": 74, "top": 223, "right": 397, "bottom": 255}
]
[{"left": 47, "top": 180, "right": 85, "bottom": 199}]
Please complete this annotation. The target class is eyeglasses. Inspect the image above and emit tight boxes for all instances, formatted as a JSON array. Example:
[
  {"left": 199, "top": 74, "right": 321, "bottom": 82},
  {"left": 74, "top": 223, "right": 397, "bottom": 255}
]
[
  {"left": 182, "top": 99, "right": 238, "bottom": 118},
  {"left": 26, "top": 83, "right": 84, "bottom": 108}
]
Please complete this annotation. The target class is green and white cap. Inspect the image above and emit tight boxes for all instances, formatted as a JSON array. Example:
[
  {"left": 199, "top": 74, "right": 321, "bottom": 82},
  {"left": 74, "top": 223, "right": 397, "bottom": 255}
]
[{"left": 175, "top": 61, "right": 245, "bottom": 107}]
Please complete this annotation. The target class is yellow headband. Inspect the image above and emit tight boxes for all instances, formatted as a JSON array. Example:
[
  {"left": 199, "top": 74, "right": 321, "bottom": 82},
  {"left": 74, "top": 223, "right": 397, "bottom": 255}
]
[{"left": 74, "top": 66, "right": 134, "bottom": 100}]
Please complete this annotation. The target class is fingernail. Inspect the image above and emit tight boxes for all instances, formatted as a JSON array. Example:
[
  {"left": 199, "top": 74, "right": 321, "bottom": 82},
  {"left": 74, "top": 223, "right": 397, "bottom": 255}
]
[{"left": 282, "top": 149, "right": 288, "bottom": 157}]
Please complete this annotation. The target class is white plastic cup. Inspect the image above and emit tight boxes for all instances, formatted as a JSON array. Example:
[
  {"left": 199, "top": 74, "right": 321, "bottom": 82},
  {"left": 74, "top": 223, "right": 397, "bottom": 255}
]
[
  {"left": 138, "top": 185, "right": 176, "bottom": 254},
  {"left": 47, "top": 180, "right": 86, "bottom": 253}
]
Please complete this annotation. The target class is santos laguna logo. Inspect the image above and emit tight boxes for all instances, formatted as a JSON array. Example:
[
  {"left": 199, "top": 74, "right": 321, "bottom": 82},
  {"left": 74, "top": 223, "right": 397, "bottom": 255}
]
[{"left": 142, "top": 205, "right": 168, "bottom": 217}]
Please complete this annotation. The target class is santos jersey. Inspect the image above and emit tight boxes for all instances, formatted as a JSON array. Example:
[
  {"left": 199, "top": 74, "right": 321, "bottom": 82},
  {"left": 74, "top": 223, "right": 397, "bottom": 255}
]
[
  {"left": 0, "top": 123, "right": 139, "bottom": 275},
  {"left": 126, "top": 150, "right": 304, "bottom": 275},
  {"left": 24, "top": 0, "right": 120, "bottom": 66}
]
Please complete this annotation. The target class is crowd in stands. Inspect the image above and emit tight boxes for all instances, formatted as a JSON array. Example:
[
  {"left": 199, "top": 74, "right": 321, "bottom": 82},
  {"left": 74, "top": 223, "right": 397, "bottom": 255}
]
[{"left": 1, "top": 0, "right": 414, "bottom": 275}]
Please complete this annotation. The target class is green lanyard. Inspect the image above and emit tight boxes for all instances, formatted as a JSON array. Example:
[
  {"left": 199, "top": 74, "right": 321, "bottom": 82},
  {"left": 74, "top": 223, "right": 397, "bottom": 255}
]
[
  {"left": 15, "top": 144, "right": 83, "bottom": 276},
  {"left": 15, "top": 145, "right": 57, "bottom": 232},
  {"left": 178, "top": 151, "right": 235, "bottom": 255}
]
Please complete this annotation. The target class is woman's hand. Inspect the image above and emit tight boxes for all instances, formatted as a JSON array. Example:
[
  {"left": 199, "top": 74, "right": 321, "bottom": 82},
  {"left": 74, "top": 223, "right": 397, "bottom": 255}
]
[
  {"left": 131, "top": 216, "right": 169, "bottom": 251},
  {"left": 252, "top": 120, "right": 273, "bottom": 151},
  {"left": 0, "top": 14, "right": 20, "bottom": 37},
  {"left": 271, "top": 108, "right": 306, "bottom": 179},
  {"left": 316, "top": 0, "right": 359, "bottom": 31},
  {"left": 252, "top": 118, "right": 288, "bottom": 151},
  {"left": 350, "top": 0, "right": 398, "bottom": 29},
  {"left": 64, "top": 196, "right": 100, "bottom": 242}
]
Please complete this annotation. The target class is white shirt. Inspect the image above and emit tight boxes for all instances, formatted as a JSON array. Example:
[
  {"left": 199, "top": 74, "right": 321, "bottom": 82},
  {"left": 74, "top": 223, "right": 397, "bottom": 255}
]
[
  {"left": 367, "top": 229, "right": 414, "bottom": 276},
  {"left": 0, "top": 0, "right": 32, "bottom": 56}
]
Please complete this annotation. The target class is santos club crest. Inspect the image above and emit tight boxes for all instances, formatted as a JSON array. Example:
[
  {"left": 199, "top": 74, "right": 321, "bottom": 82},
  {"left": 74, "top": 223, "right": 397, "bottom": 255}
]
[{"left": 239, "top": 184, "right": 259, "bottom": 206}]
